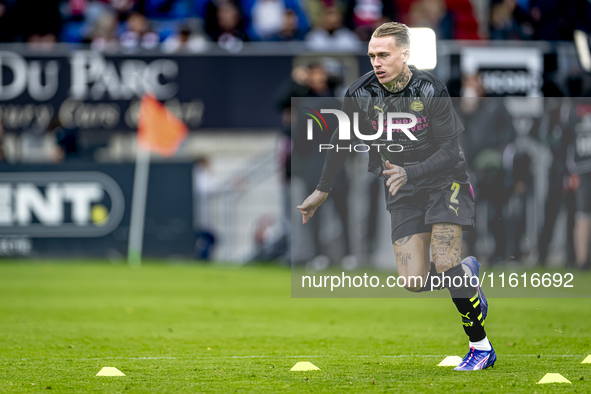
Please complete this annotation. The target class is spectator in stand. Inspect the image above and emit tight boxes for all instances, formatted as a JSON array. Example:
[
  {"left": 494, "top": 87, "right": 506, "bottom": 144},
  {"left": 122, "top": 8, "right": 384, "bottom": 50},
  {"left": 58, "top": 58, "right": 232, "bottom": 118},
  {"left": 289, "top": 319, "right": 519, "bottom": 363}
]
[
  {"left": 250, "top": 0, "right": 285, "bottom": 39},
  {"left": 246, "top": 0, "right": 309, "bottom": 40},
  {"left": 204, "top": 0, "right": 249, "bottom": 50},
  {"left": 204, "top": 0, "right": 243, "bottom": 38},
  {"left": 98, "top": 0, "right": 135, "bottom": 17},
  {"left": 268, "top": 9, "right": 307, "bottom": 41},
  {"left": 489, "top": 0, "right": 533, "bottom": 40},
  {"left": 67, "top": 0, "right": 89, "bottom": 19},
  {"left": 306, "top": 6, "right": 361, "bottom": 52},
  {"left": 344, "top": 0, "right": 397, "bottom": 41},
  {"left": 566, "top": 79, "right": 591, "bottom": 270},
  {"left": 87, "top": 12, "right": 120, "bottom": 51},
  {"left": 217, "top": 2, "right": 248, "bottom": 48},
  {"left": 161, "top": 21, "right": 210, "bottom": 52},
  {"left": 489, "top": 0, "right": 519, "bottom": 39},
  {"left": 487, "top": 0, "right": 590, "bottom": 40},
  {"left": 504, "top": 149, "right": 533, "bottom": 262},
  {"left": 408, "top": 0, "right": 453, "bottom": 39},
  {"left": 71, "top": 1, "right": 112, "bottom": 44},
  {"left": 75, "top": 0, "right": 135, "bottom": 35},
  {"left": 193, "top": 156, "right": 219, "bottom": 260},
  {"left": 286, "top": 63, "right": 353, "bottom": 268},
  {"left": 458, "top": 74, "right": 516, "bottom": 262},
  {"left": 529, "top": 0, "right": 578, "bottom": 41},
  {"left": 120, "top": 11, "right": 160, "bottom": 50},
  {"left": 272, "top": 65, "right": 311, "bottom": 262},
  {"left": 536, "top": 98, "right": 576, "bottom": 267}
]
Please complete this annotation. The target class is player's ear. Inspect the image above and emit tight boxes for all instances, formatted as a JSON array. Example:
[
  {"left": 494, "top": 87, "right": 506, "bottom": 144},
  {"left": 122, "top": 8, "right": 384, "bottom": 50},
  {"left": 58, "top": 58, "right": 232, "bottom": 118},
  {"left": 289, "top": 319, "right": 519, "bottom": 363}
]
[{"left": 402, "top": 48, "right": 410, "bottom": 62}]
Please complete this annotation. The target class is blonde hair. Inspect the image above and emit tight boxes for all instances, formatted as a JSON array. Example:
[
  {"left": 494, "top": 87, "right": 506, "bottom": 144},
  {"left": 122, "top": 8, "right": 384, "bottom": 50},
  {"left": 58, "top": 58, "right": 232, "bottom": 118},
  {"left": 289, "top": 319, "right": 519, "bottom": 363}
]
[{"left": 372, "top": 22, "right": 411, "bottom": 48}]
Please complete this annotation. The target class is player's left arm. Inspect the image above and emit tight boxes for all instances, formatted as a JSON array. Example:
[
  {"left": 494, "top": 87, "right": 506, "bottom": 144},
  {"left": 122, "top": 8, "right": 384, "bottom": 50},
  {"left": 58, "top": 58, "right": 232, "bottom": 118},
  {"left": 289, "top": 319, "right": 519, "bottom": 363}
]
[
  {"left": 402, "top": 136, "right": 462, "bottom": 181},
  {"left": 383, "top": 137, "right": 461, "bottom": 196}
]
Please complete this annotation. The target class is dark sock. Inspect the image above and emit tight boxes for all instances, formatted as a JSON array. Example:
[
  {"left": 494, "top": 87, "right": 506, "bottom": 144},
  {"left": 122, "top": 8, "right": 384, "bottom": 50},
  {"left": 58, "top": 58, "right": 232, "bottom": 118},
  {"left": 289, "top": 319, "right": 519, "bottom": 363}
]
[
  {"left": 413, "top": 261, "right": 485, "bottom": 341},
  {"left": 451, "top": 295, "right": 486, "bottom": 342},
  {"left": 445, "top": 264, "right": 486, "bottom": 342}
]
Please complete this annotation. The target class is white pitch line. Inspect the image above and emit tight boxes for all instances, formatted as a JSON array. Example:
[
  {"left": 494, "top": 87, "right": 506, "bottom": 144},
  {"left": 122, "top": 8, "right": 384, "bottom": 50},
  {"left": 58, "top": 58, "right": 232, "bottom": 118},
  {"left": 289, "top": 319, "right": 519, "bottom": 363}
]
[
  {"left": 232, "top": 354, "right": 584, "bottom": 358},
  {"left": 1, "top": 354, "right": 585, "bottom": 361}
]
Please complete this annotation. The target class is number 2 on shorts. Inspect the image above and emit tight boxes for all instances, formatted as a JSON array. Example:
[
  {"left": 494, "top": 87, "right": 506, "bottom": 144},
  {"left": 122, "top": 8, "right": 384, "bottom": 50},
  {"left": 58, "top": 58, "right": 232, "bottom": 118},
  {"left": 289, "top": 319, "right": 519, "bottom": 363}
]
[{"left": 450, "top": 182, "right": 460, "bottom": 204}]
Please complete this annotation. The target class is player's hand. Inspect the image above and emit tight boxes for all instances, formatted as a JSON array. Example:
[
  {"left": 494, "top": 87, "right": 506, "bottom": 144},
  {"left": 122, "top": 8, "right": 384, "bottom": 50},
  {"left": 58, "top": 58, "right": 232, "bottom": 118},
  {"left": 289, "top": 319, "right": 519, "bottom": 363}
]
[
  {"left": 383, "top": 160, "right": 407, "bottom": 197},
  {"left": 297, "top": 190, "right": 328, "bottom": 224}
]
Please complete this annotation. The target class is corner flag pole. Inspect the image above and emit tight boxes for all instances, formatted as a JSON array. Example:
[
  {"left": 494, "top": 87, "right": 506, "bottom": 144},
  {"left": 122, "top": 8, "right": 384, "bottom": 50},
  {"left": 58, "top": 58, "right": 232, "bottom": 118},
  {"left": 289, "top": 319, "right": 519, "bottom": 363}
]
[
  {"left": 128, "top": 93, "right": 188, "bottom": 267},
  {"left": 128, "top": 147, "right": 151, "bottom": 267}
]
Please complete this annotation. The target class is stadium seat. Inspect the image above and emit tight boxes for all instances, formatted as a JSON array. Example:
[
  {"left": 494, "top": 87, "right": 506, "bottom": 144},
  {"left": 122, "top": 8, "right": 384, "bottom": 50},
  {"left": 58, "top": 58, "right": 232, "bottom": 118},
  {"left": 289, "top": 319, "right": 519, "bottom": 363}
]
[
  {"left": 61, "top": 21, "right": 86, "bottom": 43},
  {"left": 453, "top": 12, "right": 479, "bottom": 39}
]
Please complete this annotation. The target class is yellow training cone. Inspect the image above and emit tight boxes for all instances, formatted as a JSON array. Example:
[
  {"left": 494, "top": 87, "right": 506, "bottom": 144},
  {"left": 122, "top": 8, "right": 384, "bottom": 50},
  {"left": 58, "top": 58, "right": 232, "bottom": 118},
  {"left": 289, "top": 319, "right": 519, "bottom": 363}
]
[
  {"left": 438, "top": 356, "right": 463, "bottom": 366},
  {"left": 537, "top": 373, "right": 571, "bottom": 384},
  {"left": 582, "top": 355, "right": 591, "bottom": 364},
  {"left": 96, "top": 367, "right": 126, "bottom": 376},
  {"left": 290, "top": 362, "right": 320, "bottom": 371}
]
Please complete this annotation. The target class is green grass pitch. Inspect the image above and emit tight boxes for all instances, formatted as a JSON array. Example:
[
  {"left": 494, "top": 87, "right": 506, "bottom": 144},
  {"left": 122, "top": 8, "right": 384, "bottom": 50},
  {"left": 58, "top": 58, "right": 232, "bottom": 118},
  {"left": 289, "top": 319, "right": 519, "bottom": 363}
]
[{"left": 0, "top": 262, "right": 590, "bottom": 393}]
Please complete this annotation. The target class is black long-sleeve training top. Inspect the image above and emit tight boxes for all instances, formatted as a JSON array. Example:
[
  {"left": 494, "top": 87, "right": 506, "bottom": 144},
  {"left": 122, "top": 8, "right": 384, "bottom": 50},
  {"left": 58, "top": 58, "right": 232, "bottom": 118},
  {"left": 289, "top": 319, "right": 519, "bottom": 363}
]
[{"left": 316, "top": 65, "right": 470, "bottom": 202}]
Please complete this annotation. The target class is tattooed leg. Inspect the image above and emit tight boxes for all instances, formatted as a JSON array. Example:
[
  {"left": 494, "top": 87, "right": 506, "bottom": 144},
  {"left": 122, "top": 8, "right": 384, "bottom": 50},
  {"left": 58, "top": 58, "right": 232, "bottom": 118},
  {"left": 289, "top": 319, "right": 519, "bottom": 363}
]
[
  {"left": 392, "top": 232, "right": 430, "bottom": 291},
  {"left": 431, "top": 223, "right": 463, "bottom": 273},
  {"left": 431, "top": 223, "right": 488, "bottom": 344}
]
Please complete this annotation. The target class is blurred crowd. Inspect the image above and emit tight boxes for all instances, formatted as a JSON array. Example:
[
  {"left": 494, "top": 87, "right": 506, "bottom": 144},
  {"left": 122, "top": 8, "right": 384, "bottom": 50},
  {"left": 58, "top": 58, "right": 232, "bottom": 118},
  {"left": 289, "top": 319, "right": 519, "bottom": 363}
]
[{"left": 0, "top": 0, "right": 590, "bottom": 51}]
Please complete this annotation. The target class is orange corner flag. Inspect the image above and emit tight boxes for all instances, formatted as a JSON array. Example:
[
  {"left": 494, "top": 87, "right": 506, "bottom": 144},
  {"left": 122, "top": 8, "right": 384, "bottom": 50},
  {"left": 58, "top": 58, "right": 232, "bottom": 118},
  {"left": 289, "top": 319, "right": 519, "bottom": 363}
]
[{"left": 137, "top": 94, "right": 188, "bottom": 157}]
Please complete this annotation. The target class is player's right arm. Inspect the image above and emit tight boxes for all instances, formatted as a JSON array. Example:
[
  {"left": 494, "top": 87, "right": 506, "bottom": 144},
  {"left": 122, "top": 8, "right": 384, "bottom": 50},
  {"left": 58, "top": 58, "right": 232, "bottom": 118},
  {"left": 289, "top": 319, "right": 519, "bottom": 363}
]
[
  {"left": 297, "top": 189, "right": 328, "bottom": 224},
  {"left": 297, "top": 126, "right": 348, "bottom": 224}
]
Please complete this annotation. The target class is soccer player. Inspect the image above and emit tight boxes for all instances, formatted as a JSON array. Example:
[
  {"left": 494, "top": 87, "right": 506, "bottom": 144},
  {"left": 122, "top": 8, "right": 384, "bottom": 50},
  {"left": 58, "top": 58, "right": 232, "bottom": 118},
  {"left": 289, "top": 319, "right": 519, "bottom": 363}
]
[{"left": 297, "top": 22, "right": 496, "bottom": 370}]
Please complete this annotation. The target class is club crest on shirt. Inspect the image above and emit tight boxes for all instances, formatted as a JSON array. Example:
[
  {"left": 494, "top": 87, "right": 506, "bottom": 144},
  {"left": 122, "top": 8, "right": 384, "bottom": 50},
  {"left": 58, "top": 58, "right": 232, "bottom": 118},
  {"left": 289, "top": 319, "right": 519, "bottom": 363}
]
[{"left": 410, "top": 100, "right": 424, "bottom": 112}]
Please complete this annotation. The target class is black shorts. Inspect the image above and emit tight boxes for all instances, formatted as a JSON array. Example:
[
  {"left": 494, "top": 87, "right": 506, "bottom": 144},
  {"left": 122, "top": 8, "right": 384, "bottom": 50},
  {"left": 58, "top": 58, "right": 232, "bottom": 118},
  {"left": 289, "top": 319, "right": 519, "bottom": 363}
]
[{"left": 389, "top": 181, "right": 475, "bottom": 243}]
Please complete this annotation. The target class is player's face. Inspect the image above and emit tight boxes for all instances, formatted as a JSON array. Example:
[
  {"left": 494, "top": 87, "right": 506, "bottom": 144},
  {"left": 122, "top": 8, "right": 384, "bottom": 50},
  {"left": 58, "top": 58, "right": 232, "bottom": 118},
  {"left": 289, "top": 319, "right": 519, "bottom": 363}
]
[{"left": 368, "top": 36, "right": 409, "bottom": 85}]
